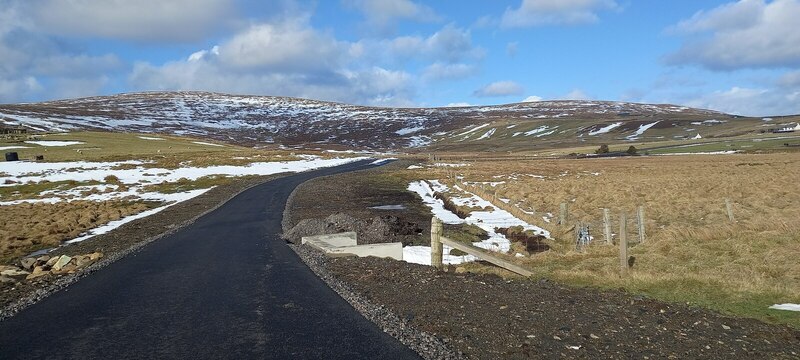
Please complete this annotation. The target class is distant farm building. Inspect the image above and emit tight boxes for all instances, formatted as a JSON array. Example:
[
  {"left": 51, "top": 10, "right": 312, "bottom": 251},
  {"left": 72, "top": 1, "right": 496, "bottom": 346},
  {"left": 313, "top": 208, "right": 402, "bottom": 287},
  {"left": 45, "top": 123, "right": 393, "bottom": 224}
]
[{"left": 772, "top": 123, "right": 800, "bottom": 133}]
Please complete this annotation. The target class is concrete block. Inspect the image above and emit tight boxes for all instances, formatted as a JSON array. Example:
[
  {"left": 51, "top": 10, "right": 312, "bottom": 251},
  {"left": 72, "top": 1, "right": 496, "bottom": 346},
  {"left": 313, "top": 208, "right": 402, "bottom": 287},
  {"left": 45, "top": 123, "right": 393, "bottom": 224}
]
[
  {"left": 301, "top": 232, "right": 357, "bottom": 247},
  {"left": 326, "top": 243, "right": 403, "bottom": 261},
  {"left": 301, "top": 232, "right": 403, "bottom": 261}
]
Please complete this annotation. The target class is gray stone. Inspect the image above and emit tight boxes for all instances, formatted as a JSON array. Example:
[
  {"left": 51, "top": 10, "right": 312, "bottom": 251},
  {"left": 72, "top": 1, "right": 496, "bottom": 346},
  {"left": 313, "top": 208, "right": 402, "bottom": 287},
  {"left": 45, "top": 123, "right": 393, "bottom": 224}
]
[
  {"left": 26, "top": 266, "right": 49, "bottom": 280},
  {"left": 1, "top": 268, "right": 30, "bottom": 277},
  {"left": 20, "top": 257, "right": 37, "bottom": 271},
  {"left": 52, "top": 255, "right": 72, "bottom": 271},
  {"left": 36, "top": 255, "right": 51, "bottom": 265}
]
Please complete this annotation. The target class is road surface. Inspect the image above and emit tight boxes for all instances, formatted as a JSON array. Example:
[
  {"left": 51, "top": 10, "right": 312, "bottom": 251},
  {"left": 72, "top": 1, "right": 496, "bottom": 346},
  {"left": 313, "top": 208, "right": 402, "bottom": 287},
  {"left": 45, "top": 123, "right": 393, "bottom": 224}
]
[{"left": 0, "top": 159, "right": 420, "bottom": 359}]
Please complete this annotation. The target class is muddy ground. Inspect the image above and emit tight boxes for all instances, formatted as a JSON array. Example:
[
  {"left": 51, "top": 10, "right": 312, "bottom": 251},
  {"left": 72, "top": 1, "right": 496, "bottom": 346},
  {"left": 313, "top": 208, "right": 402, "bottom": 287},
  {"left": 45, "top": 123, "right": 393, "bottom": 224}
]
[
  {"left": 0, "top": 175, "right": 279, "bottom": 319},
  {"left": 284, "top": 160, "right": 800, "bottom": 359}
]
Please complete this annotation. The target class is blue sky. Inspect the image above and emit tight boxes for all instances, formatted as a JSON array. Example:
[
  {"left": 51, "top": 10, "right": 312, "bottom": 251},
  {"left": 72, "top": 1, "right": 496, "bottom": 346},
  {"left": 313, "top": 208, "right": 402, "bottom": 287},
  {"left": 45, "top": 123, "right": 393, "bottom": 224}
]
[{"left": 1, "top": 0, "right": 799, "bottom": 116}]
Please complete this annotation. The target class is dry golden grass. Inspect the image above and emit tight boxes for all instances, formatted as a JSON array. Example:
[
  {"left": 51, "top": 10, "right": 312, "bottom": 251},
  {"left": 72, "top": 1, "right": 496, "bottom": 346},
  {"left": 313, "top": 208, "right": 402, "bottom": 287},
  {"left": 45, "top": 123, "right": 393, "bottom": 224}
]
[
  {"left": 424, "top": 153, "right": 800, "bottom": 327},
  {"left": 0, "top": 201, "right": 155, "bottom": 262}
]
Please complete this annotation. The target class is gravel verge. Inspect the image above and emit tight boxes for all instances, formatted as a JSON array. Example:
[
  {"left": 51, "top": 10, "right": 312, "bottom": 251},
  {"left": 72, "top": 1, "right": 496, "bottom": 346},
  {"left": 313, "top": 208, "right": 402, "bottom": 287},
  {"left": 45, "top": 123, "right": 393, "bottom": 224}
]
[{"left": 289, "top": 244, "right": 465, "bottom": 360}]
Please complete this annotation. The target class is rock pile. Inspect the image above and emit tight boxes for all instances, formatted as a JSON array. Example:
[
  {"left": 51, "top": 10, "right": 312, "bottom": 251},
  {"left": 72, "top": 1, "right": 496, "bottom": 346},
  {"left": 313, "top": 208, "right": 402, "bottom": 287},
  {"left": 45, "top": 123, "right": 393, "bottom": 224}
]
[
  {"left": 0, "top": 252, "right": 103, "bottom": 283},
  {"left": 285, "top": 213, "right": 424, "bottom": 246}
]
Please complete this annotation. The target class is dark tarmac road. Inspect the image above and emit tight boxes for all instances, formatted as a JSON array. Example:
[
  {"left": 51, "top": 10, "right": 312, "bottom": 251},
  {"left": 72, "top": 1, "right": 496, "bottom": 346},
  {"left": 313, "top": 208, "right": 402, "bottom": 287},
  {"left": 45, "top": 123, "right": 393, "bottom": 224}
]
[{"left": 0, "top": 160, "right": 419, "bottom": 359}]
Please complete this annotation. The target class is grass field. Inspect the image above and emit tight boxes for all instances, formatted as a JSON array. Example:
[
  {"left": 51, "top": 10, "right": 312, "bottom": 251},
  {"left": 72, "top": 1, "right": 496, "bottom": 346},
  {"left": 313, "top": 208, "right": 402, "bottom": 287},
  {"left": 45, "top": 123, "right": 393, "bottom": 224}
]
[
  {"left": 417, "top": 152, "right": 800, "bottom": 327},
  {"left": 0, "top": 131, "right": 345, "bottom": 263}
]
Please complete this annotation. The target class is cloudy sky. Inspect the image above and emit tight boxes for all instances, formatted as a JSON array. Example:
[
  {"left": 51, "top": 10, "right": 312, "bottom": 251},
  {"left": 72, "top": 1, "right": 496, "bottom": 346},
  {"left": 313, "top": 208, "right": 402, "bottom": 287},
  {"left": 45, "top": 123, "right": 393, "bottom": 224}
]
[{"left": 1, "top": 0, "right": 799, "bottom": 116}]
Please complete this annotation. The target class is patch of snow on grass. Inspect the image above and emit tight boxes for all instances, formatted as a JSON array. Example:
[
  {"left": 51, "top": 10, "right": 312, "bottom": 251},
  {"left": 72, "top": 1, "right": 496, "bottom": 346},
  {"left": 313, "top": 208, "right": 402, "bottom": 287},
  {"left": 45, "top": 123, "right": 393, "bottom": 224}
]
[
  {"left": 191, "top": 141, "right": 225, "bottom": 147},
  {"left": 64, "top": 188, "right": 210, "bottom": 244},
  {"left": 769, "top": 304, "right": 800, "bottom": 312},
  {"left": 369, "top": 158, "right": 396, "bottom": 165},
  {"left": 476, "top": 128, "right": 496, "bottom": 140},
  {"left": 588, "top": 122, "right": 622, "bottom": 135},
  {"left": 395, "top": 126, "right": 424, "bottom": 135},
  {"left": 626, "top": 121, "right": 660, "bottom": 140},
  {"left": 138, "top": 136, "right": 165, "bottom": 141},
  {"left": 456, "top": 123, "right": 489, "bottom": 137},
  {"left": 523, "top": 125, "right": 552, "bottom": 136},
  {"left": 25, "top": 140, "right": 85, "bottom": 147},
  {"left": 0, "top": 157, "right": 366, "bottom": 186},
  {"left": 407, "top": 135, "right": 432, "bottom": 147},
  {"left": 0, "top": 146, "right": 29, "bottom": 151},
  {"left": 404, "top": 180, "right": 550, "bottom": 266},
  {"left": 407, "top": 165, "right": 423, "bottom": 169},
  {"left": 656, "top": 151, "right": 738, "bottom": 156}
]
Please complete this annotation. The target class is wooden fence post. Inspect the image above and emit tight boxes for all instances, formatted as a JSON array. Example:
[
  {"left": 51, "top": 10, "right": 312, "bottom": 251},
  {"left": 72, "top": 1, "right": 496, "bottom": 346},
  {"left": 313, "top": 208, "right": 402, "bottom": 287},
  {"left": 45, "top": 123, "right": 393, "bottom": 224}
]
[
  {"left": 637, "top": 205, "right": 646, "bottom": 243},
  {"left": 725, "top": 198, "right": 735, "bottom": 223},
  {"left": 619, "top": 213, "right": 628, "bottom": 275},
  {"left": 431, "top": 217, "right": 443, "bottom": 269},
  {"left": 603, "top": 208, "right": 612, "bottom": 245},
  {"left": 559, "top": 203, "right": 568, "bottom": 225}
]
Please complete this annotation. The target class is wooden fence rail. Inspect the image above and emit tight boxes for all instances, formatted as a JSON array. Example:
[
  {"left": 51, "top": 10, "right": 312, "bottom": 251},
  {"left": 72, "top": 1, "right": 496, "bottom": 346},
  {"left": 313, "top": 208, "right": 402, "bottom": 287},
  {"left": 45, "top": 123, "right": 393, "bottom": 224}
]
[{"left": 430, "top": 217, "right": 533, "bottom": 277}]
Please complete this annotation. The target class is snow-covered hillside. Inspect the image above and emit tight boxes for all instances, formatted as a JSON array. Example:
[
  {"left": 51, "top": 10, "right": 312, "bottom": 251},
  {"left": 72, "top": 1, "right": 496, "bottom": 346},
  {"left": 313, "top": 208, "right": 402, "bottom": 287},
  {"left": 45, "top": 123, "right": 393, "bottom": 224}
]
[{"left": 0, "top": 91, "right": 728, "bottom": 149}]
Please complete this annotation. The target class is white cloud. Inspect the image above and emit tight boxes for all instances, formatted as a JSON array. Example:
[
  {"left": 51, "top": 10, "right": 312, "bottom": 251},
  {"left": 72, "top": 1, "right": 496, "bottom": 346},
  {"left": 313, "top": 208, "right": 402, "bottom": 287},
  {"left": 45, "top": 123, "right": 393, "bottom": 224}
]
[
  {"left": 682, "top": 86, "right": 800, "bottom": 116},
  {"left": 561, "top": 89, "right": 592, "bottom": 100},
  {"left": 522, "top": 95, "right": 543, "bottom": 102},
  {"left": 385, "top": 24, "right": 482, "bottom": 63},
  {"left": 216, "top": 21, "right": 347, "bottom": 72},
  {"left": 0, "top": 5, "right": 122, "bottom": 102},
  {"left": 343, "top": 0, "right": 439, "bottom": 32},
  {"left": 129, "top": 18, "right": 417, "bottom": 107},
  {"left": 473, "top": 81, "right": 525, "bottom": 97},
  {"left": 29, "top": 0, "right": 234, "bottom": 42},
  {"left": 666, "top": 0, "right": 800, "bottom": 70},
  {"left": 422, "top": 63, "right": 477, "bottom": 81},
  {"left": 501, "top": 0, "right": 619, "bottom": 27}
]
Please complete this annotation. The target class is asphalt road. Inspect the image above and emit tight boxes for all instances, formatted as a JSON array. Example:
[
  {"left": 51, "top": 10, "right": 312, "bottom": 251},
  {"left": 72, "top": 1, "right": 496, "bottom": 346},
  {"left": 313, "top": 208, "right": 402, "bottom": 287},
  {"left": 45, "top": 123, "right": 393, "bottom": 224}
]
[{"left": 0, "top": 159, "right": 420, "bottom": 359}]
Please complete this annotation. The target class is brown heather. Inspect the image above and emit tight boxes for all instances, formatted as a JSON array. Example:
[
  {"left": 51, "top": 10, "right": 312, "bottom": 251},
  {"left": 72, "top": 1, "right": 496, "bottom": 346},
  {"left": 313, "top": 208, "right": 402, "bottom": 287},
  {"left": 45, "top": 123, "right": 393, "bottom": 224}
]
[{"left": 422, "top": 153, "right": 800, "bottom": 327}]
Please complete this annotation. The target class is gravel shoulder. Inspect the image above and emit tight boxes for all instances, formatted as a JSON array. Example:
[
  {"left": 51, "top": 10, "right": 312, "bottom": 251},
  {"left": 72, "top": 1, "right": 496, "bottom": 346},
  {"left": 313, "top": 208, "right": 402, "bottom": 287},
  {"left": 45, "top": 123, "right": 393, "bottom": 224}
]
[
  {"left": 1, "top": 174, "right": 281, "bottom": 320},
  {"left": 283, "top": 161, "right": 800, "bottom": 359}
]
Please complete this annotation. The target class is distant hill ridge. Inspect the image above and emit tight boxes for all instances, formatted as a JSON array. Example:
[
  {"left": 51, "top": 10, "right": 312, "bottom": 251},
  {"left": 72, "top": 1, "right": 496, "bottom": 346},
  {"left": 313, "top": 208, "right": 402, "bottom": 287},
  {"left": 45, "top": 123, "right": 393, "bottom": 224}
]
[{"left": 0, "top": 91, "right": 757, "bottom": 149}]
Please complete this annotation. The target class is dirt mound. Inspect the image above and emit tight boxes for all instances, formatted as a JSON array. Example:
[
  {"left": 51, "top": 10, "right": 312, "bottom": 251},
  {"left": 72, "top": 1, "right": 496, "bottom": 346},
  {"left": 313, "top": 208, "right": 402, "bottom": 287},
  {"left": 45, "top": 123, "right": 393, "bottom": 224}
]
[{"left": 284, "top": 212, "right": 425, "bottom": 246}]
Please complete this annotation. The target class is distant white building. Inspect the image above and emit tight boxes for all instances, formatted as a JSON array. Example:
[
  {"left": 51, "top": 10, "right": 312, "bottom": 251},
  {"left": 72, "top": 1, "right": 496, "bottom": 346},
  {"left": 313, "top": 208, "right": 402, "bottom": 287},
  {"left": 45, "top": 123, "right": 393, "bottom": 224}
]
[{"left": 774, "top": 123, "right": 799, "bottom": 133}]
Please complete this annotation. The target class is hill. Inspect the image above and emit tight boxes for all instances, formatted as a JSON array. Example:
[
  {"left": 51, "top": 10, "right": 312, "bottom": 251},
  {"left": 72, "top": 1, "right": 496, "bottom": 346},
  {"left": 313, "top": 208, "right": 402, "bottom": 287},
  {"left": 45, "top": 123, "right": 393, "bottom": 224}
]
[{"left": 0, "top": 91, "right": 790, "bottom": 150}]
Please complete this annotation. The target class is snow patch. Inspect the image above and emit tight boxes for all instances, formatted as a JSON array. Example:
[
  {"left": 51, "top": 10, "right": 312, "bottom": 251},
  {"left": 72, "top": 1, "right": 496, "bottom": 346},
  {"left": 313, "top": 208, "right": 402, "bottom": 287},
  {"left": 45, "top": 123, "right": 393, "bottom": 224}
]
[
  {"left": 191, "top": 141, "right": 225, "bottom": 147},
  {"left": 404, "top": 180, "right": 549, "bottom": 266},
  {"left": 24, "top": 140, "right": 85, "bottom": 147},
  {"left": 769, "top": 304, "right": 800, "bottom": 312},
  {"left": 626, "top": 121, "right": 660, "bottom": 140},
  {"left": 588, "top": 122, "right": 622, "bottom": 135},
  {"left": 476, "top": 128, "right": 496, "bottom": 140}
]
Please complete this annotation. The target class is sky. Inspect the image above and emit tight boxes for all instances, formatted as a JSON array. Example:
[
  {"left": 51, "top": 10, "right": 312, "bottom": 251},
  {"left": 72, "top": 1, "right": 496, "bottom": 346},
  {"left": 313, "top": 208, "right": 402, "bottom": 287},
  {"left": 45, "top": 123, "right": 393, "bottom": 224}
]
[{"left": 1, "top": 0, "right": 799, "bottom": 116}]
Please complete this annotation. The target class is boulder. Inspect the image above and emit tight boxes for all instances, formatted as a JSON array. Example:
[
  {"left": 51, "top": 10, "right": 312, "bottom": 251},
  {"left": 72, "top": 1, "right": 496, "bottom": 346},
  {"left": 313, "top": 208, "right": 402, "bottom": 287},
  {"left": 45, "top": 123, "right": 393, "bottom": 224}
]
[
  {"left": 52, "top": 255, "right": 72, "bottom": 271},
  {"left": 20, "top": 257, "right": 37, "bottom": 271},
  {"left": 0, "top": 265, "right": 18, "bottom": 272},
  {"left": 89, "top": 252, "right": 103, "bottom": 261},
  {"left": 0, "top": 268, "right": 30, "bottom": 277},
  {"left": 0, "top": 276, "right": 16, "bottom": 284},
  {"left": 75, "top": 255, "right": 95, "bottom": 268},
  {"left": 26, "top": 266, "right": 49, "bottom": 280},
  {"left": 62, "top": 264, "right": 78, "bottom": 273},
  {"left": 36, "top": 255, "right": 51, "bottom": 267},
  {"left": 45, "top": 256, "right": 59, "bottom": 268}
]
